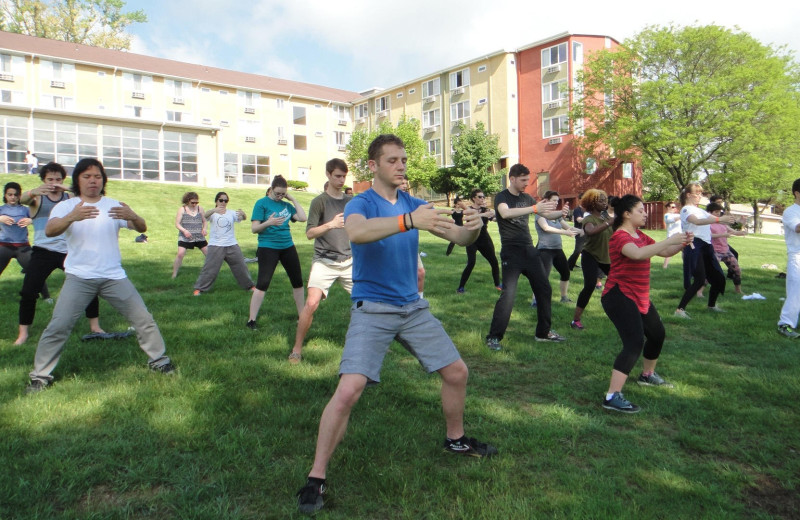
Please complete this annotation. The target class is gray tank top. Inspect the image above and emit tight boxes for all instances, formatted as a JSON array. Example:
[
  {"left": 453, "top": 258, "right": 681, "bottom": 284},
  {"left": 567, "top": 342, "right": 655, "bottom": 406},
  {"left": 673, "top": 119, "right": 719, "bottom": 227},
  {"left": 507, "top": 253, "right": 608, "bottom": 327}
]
[
  {"left": 535, "top": 217, "right": 564, "bottom": 250},
  {"left": 33, "top": 193, "right": 69, "bottom": 253},
  {"left": 179, "top": 208, "right": 205, "bottom": 242}
]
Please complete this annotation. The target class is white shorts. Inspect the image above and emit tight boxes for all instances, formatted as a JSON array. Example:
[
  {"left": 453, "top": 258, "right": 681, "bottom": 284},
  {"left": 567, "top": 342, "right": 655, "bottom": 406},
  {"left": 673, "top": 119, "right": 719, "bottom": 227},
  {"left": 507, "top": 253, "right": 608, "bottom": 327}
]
[{"left": 307, "top": 257, "right": 353, "bottom": 298}]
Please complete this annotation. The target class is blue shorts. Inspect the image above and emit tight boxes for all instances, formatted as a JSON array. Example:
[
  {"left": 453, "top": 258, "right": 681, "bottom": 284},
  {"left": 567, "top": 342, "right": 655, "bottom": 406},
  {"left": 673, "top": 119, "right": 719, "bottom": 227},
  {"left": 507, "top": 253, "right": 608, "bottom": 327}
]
[{"left": 339, "top": 298, "right": 461, "bottom": 383}]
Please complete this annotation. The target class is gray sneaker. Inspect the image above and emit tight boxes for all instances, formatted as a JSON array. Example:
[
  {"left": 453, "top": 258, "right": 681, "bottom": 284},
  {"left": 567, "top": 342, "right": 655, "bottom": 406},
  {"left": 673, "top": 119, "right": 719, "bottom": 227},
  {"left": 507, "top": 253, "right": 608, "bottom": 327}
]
[
  {"left": 778, "top": 324, "right": 800, "bottom": 338},
  {"left": 602, "top": 392, "right": 641, "bottom": 413},
  {"left": 486, "top": 337, "right": 503, "bottom": 351},
  {"left": 637, "top": 372, "right": 674, "bottom": 388},
  {"left": 534, "top": 330, "right": 566, "bottom": 342},
  {"left": 25, "top": 380, "right": 47, "bottom": 395}
]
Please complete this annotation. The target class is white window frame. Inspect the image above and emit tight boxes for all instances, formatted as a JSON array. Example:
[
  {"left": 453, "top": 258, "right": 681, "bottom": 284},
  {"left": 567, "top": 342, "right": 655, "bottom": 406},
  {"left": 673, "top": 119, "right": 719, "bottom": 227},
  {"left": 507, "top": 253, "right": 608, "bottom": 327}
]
[
  {"left": 332, "top": 105, "right": 349, "bottom": 121},
  {"left": 450, "top": 101, "right": 470, "bottom": 122},
  {"left": 356, "top": 103, "right": 368, "bottom": 119},
  {"left": 542, "top": 43, "right": 568, "bottom": 67},
  {"left": 426, "top": 139, "right": 441, "bottom": 156},
  {"left": 542, "top": 80, "right": 568, "bottom": 103},
  {"left": 543, "top": 115, "right": 569, "bottom": 138},
  {"left": 422, "top": 109, "right": 440, "bottom": 128},
  {"left": 422, "top": 78, "right": 440, "bottom": 97},
  {"left": 449, "top": 69, "right": 470, "bottom": 89},
  {"left": 276, "top": 98, "right": 285, "bottom": 109},
  {"left": 375, "top": 96, "right": 389, "bottom": 113}
]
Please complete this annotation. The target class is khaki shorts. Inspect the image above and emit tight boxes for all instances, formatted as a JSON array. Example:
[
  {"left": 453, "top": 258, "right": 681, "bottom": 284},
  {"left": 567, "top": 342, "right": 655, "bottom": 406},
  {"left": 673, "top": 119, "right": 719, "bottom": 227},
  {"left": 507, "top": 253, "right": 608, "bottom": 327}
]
[{"left": 307, "top": 257, "right": 353, "bottom": 298}]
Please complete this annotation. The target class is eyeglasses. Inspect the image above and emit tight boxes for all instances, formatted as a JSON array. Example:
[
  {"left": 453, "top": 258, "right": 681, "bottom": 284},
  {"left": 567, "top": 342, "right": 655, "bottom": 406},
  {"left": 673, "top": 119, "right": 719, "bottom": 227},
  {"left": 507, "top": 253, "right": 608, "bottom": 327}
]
[
  {"left": 668, "top": 205, "right": 676, "bottom": 208},
  {"left": 217, "top": 199, "right": 229, "bottom": 203},
  {"left": 272, "top": 192, "right": 287, "bottom": 198},
  {"left": 190, "top": 201, "right": 199, "bottom": 205},
  {"left": 475, "top": 195, "right": 485, "bottom": 199}
]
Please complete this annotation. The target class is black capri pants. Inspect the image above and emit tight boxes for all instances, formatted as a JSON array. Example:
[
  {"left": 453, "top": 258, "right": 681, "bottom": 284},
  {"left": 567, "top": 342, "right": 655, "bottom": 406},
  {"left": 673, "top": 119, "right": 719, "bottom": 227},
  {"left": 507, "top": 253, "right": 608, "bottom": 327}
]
[
  {"left": 539, "top": 248, "right": 570, "bottom": 282},
  {"left": 255, "top": 246, "right": 303, "bottom": 291},
  {"left": 602, "top": 285, "right": 665, "bottom": 375}
]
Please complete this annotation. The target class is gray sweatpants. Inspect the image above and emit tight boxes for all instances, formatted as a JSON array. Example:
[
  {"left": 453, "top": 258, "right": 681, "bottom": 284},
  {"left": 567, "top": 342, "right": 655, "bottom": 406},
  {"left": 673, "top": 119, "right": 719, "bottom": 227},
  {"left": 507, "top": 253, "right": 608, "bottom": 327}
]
[
  {"left": 193, "top": 244, "right": 254, "bottom": 292},
  {"left": 30, "top": 274, "right": 170, "bottom": 384}
]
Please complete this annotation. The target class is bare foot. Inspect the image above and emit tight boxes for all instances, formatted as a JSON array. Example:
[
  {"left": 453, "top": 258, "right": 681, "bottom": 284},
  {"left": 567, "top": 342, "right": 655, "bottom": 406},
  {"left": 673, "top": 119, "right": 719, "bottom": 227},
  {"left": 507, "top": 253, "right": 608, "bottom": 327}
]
[
  {"left": 13, "top": 334, "right": 27, "bottom": 346},
  {"left": 91, "top": 327, "right": 106, "bottom": 334}
]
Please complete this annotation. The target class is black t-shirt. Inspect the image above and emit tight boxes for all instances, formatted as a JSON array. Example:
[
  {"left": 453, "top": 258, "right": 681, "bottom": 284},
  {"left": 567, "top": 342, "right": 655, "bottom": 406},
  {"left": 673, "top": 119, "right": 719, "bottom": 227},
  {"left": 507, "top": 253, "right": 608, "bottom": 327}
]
[
  {"left": 572, "top": 206, "right": 585, "bottom": 229},
  {"left": 494, "top": 189, "right": 535, "bottom": 247}
]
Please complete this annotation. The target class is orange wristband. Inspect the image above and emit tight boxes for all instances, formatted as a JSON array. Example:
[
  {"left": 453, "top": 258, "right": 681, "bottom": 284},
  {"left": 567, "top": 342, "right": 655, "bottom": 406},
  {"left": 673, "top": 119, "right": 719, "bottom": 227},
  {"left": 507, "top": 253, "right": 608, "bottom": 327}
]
[
  {"left": 715, "top": 217, "right": 720, "bottom": 223},
  {"left": 533, "top": 205, "right": 538, "bottom": 215},
  {"left": 398, "top": 214, "right": 407, "bottom": 232}
]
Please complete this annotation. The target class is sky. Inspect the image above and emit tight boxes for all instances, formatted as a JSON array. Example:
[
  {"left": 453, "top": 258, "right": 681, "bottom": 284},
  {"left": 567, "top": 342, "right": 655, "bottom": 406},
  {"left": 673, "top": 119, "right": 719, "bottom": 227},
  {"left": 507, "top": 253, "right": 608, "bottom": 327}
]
[{"left": 125, "top": 0, "right": 800, "bottom": 94}]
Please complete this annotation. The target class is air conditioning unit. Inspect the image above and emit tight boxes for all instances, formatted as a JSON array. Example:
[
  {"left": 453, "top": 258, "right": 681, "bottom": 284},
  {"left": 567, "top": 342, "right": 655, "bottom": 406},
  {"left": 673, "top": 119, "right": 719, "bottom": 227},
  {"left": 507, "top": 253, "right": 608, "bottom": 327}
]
[
  {"left": 423, "top": 96, "right": 436, "bottom": 104},
  {"left": 244, "top": 107, "right": 255, "bottom": 114},
  {"left": 547, "top": 101, "right": 561, "bottom": 110},
  {"left": 546, "top": 65, "right": 561, "bottom": 74},
  {"left": 220, "top": 120, "right": 230, "bottom": 127},
  {"left": 338, "top": 119, "right": 348, "bottom": 126},
  {"left": 277, "top": 139, "right": 287, "bottom": 145},
  {"left": 338, "top": 145, "right": 347, "bottom": 152},
  {"left": 315, "top": 131, "right": 324, "bottom": 137},
  {"left": 131, "top": 91, "right": 145, "bottom": 99},
  {"left": 50, "top": 80, "right": 65, "bottom": 89},
  {"left": 548, "top": 137, "right": 563, "bottom": 145},
  {"left": 423, "top": 125, "right": 439, "bottom": 133},
  {"left": 377, "top": 110, "right": 388, "bottom": 118},
  {"left": 245, "top": 136, "right": 256, "bottom": 143},
  {"left": 0, "top": 73, "right": 14, "bottom": 82},
  {"left": 173, "top": 97, "right": 184, "bottom": 105},
  {"left": 451, "top": 87, "right": 464, "bottom": 96}
]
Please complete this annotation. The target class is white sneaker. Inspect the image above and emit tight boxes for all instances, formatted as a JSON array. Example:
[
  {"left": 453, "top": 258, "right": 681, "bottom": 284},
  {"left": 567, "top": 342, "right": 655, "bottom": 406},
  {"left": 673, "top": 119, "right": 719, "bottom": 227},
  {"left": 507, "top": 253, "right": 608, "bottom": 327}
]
[{"left": 674, "top": 309, "right": 691, "bottom": 319}]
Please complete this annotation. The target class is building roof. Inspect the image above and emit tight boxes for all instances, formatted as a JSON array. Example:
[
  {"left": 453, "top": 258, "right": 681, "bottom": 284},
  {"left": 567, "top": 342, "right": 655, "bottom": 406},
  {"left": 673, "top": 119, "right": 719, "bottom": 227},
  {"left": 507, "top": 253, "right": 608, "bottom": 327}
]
[{"left": 0, "top": 30, "right": 361, "bottom": 104}]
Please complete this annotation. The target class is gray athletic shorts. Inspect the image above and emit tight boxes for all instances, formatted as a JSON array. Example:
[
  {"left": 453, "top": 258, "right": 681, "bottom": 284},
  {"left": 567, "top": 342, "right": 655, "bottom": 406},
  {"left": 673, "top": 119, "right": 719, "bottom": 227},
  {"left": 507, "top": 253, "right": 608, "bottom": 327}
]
[{"left": 339, "top": 298, "right": 461, "bottom": 383}]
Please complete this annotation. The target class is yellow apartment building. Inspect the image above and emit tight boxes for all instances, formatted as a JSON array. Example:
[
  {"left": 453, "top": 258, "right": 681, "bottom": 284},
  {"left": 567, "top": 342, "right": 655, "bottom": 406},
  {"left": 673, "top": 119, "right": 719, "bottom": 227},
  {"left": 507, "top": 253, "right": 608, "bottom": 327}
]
[{"left": 0, "top": 31, "right": 360, "bottom": 190}]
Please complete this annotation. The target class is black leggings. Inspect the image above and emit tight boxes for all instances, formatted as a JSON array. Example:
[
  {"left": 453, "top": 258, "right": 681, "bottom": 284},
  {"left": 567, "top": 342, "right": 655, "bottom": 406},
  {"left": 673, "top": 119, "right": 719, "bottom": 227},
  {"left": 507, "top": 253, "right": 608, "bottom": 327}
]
[
  {"left": 255, "top": 246, "right": 303, "bottom": 291},
  {"left": 459, "top": 235, "right": 500, "bottom": 288},
  {"left": 678, "top": 238, "right": 725, "bottom": 310},
  {"left": 576, "top": 251, "right": 610, "bottom": 309},
  {"left": 602, "top": 285, "right": 665, "bottom": 375},
  {"left": 539, "top": 248, "right": 570, "bottom": 282}
]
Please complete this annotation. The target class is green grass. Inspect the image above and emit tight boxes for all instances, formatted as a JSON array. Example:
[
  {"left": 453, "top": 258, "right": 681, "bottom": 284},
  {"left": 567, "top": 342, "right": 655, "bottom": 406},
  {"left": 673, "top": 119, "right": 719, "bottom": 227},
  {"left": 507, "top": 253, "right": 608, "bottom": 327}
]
[{"left": 0, "top": 173, "right": 798, "bottom": 519}]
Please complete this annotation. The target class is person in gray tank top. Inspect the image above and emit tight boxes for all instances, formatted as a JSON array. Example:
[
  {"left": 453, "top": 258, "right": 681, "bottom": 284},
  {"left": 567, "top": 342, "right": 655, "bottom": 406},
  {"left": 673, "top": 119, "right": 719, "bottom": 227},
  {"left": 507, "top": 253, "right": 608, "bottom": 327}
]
[{"left": 172, "top": 191, "right": 208, "bottom": 278}]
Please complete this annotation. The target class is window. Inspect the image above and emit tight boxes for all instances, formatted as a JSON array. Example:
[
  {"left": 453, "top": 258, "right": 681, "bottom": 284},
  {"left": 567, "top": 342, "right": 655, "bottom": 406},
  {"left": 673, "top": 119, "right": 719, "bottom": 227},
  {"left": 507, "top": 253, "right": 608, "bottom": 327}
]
[
  {"left": 396, "top": 92, "right": 403, "bottom": 98},
  {"left": 52, "top": 62, "right": 62, "bottom": 79},
  {"left": 426, "top": 139, "right": 441, "bottom": 156},
  {"left": 163, "top": 131, "right": 198, "bottom": 183},
  {"left": 450, "top": 101, "right": 470, "bottom": 122},
  {"left": 375, "top": 96, "right": 389, "bottom": 113},
  {"left": 332, "top": 105, "right": 349, "bottom": 121},
  {"left": 242, "top": 154, "right": 270, "bottom": 184},
  {"left": 586, "top": 158, "right": 596, "bottom": 175},
  {"left": 422, "top": 109, "right": 440, "bottom": 128},
  {"left": 166, "top": 111, "right": 185, "bottom": 122},
  {"left": 172, "top": 80, "right": 183, "bottom": 97},
  {"left": 356, "top": 103, "right": 368, "bottom": 119},
  {"left": 478, "top": 65, "right": 487, "bottom": 73},
  {"left": 101, "top": 126, "right": 159, "bottom": 181},
  {"left": 42, "top": 95, "right": 74, "bottom": 109},
  {"left": 224, "top": 152, "right": 239, "bottom": 183},
  {"left": 573, "top": 42, "right": 583, "bottom": 64},
  {"left": 543, "top": 116, "right": 568, "bottom": 138},
  {"left": 449, "top": 69, "right": 470, "bottom": 89},
  {"left": 294, "top": 135, "right": 307, "bottom": 150},
  {"left": 542, "top": 80, "right": 567, "bottom": 103},
  {"left": 422, "top": 78, "right": 440, "bottom": 97},
  {"left": 239, "top": 90, "right": 260, "bottom": 109},
  {"left": 408, "top": 88, "right": 416, "bottom": 95},
  {"left": 542, "top": 42, "right": 568, "bottom": 67},
  {"left": 293, "top": 106, "right": 306, "bottom": 125},
  {"left": 201, "top": 87, "right": 210, "bottom": 93},
  {"left": 132, "top": 74, "right": 142, "bottom": 91},
  {"left": 334, "top": 131, "right": 350, "bottom": 147},
  {"left": 277, "top": 98, "right": 285, "bottom": 109},
  {"left": 622, "top": 162, "right": 633, "bottom": 179},
  {"left": 277, "top": 126, "right": 286, "bottom": 140},
  {"left": 32, "top": 119, "right": 98, "bottom": 170},
  {"left": 537, "top": 172, "right": 550, "bottom": 197},
  {"left": 123, "top": 72, "right": 151, "bottom": 95},
  {"left": 219, "top": 90, "right": 228, "bottom": 95},
  {"left": 1, "top": 115, "right": 29, "bottom": 172},
  {"left": 1, "top": 54, "right": 13, "bottom": 74}
]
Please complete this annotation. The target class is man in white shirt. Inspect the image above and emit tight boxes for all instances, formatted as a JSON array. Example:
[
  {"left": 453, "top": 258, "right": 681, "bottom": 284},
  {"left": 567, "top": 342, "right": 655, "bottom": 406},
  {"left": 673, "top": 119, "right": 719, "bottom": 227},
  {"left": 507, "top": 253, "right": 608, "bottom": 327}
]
[
  {"left": 778, "top": 178, "right": 800, "bottom": 338},
  {"left": 26, "top": 158, "right": 174, "bottom": 394}
]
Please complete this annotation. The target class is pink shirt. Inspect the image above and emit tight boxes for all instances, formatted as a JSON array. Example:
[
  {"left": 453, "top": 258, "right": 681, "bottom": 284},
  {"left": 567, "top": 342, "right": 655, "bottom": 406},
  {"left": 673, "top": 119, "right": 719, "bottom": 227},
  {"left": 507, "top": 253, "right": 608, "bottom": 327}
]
[{"left": 710, "top": 223, "right": 729, "bottom": 255}]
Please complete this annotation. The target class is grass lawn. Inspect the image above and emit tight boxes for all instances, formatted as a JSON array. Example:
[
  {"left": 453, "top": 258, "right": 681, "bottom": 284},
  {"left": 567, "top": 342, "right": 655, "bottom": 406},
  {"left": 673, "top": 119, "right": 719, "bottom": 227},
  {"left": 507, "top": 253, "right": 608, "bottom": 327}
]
[{"left": 0, "top": 174, "right": 798, "bottom": 519}]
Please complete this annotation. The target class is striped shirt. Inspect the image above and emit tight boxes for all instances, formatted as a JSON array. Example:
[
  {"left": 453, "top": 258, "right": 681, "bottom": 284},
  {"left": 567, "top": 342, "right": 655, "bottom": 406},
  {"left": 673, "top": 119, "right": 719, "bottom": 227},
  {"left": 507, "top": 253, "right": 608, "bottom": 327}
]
[{"left": 603, "top": 229, "right": 655, "bottom": 314}]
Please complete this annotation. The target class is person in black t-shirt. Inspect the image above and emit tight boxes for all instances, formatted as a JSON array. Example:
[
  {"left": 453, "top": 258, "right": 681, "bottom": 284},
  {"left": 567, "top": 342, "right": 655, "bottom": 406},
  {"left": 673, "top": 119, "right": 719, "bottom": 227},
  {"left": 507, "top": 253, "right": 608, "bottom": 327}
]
[
  {"left": 567, "top": 192, "right": 585, "bottom": 271},
  {"left": 485, "top": 164, "right": 567, "bottom": 350}
]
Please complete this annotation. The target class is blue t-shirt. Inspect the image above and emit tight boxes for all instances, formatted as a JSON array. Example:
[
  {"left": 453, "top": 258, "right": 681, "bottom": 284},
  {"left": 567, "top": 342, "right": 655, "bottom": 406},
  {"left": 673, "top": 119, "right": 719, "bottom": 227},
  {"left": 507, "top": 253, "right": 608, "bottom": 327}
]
[
  {"left": 0, "top": 204, "right": 31, "bottom": 244},
  {"left": 252, "top": 196, "right": 297, "bottom": 249},
  {"left": 344, "top": 189, "right": 427, "bottom": 305}
]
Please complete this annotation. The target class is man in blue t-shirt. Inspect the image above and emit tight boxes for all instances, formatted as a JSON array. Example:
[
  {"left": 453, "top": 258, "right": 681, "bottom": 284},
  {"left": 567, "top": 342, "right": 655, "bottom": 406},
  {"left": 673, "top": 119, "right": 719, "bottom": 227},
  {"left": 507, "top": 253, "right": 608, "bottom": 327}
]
[{"left": 295, "top": 134, "right": 498, "bottom": 515}]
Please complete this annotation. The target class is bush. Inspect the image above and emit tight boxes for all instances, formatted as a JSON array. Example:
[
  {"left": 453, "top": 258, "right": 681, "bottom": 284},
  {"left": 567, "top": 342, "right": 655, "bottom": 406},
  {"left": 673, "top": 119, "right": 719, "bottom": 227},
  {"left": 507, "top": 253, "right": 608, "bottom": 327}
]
[{"left": 287, "top": 180, "right": 308, "bottom": 190}]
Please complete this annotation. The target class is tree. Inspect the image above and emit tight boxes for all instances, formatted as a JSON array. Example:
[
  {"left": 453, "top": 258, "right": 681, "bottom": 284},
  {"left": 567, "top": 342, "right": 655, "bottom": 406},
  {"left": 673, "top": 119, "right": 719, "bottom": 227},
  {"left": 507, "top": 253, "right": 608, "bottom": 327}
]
[
  {"left": 447, "top": 121, "right": 504, "bottom": 198},
  {"left": 571, "top": 24, "right": 800, "bottom": 204},
  {"left": 345, "top": 115, "right": 438, "bottom": 188},
  {"left": 1, "top": 0, "right": 147, "bottom": 50},
  {"left": 429, "top": 166, "right": 460, "bottom": 206}
]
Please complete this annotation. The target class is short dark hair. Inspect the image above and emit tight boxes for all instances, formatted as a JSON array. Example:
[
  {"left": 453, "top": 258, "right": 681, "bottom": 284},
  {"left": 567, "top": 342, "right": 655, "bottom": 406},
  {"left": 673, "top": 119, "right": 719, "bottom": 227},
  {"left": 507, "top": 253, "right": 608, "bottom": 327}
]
[
  {"left": 3, "top": 182, "right": 21, "bottom": 203},
  {"left": 71, "top": 158, "right": 107, "bottom": 196},
  {"left": 326, "top": 158, "right": 348, "bottom": 174},
  {"left": 469, "top": 188, "right": 484, "bottom": 200},
  {"left": 508, "top": 164, "right": 530, "bottom": 178},
  {"left": 709, "top": 195, "right": 723, "bottom": 204},
  {"left": 610, "top": 194, "right": 642, "bottom": 230},
  {"left": 368, "top": 134, "right": 405, "bottom": 162},
  {"left": 182, "top": 191, "right": 199, "bottom": 205},
  {"left": 543, "top": 190, "right": 559, "bottom": 200},
  {"left": 792, "top": 178, "right": 800, "bottom": 197},
  {"left": 214, "top": 191, "right": 228, "bottom": 202},
  {"left": 38, "top": 162, "right": 67, "bottom": 181},
  {"left": 272, "top": 175, "right": 288, "bottom": 189},
  {"left": 706, "top": 202, "right": 724, "bottom": 214}
]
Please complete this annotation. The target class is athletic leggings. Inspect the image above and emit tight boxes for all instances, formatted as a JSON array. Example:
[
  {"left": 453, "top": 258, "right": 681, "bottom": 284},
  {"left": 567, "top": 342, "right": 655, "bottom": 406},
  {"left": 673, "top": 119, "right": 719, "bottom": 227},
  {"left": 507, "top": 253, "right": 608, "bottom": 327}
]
[
  {"left": 602, "top": 285, "right": 665, "bottom": 375},
  {"left": 716, "top": 251, "right": 742, "bottom": 286},
  {"left": 459, "top": 234, "right": 500, "bottom": 288},
  {"left": 256, "top": 245, "right": 304, "bottom": 291},
  {"left": 678, "top": 238, "right": 725, "bottom": 309},
  {"left": 539, "top": 248, "right": 570, "bottom": 282},
  {"left": 576, "top": 251, "right": 610, "bottom": 310}
]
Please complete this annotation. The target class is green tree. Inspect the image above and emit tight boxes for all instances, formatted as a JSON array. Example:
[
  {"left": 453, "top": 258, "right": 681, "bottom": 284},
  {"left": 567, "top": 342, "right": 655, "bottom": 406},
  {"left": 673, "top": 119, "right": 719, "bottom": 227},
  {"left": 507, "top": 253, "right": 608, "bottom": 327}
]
[
  {"left": 571, "top": 24, "right": 800, "bottom": 204},
  {"left": 448, "top": 121, "right": 504, "bottom": 197},
  {"left": 1, "top": 0, "right": 146, "bottom": 50},
  {"left": 344, "top": 115, "right": 438, "bottom": 188},
  {"left": 429, "top": 166, "right": 460, "bottom": 205}
]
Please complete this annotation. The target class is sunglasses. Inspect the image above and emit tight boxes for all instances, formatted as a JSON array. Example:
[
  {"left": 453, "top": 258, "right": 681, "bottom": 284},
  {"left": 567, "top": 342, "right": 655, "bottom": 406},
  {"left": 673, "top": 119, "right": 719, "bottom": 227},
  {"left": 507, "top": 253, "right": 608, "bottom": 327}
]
[
  {"left": 475, "top": 195, "right": 485, "bottom": 199},
  {"left": 217, "top": 199, "right": 229, "bottom": 203}
]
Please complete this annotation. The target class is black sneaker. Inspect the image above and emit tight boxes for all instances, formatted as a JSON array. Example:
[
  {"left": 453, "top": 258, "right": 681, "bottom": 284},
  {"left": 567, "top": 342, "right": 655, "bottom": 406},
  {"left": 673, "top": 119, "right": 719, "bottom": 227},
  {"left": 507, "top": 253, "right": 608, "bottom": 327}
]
[
  {"left": 25, "top": 379, "right": 47, "bottom": 395},
  {"left": 246, "top": 320, "right": 257, "bottom": 330},
  {"left": 151, "top": 362, "right": 176, "bottom": 374},
  {"left": 486, "top": 337, "right": 503, "bottom": 351},
  {"left": 297, "top": 478, "right": 326, "bottom": 514},
  {"left": 443, "top": 436, "right": 498, "bottom": 458},
  {"left": 534, "top": 330, "right": 566, "bottom": 342}
]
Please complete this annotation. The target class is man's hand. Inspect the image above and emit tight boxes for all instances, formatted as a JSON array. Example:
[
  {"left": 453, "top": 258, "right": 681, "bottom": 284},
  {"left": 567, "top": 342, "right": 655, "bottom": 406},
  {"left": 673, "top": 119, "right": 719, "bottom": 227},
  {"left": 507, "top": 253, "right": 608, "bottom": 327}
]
[
  {"left": 561, "top": 202, "right": 570, "bottom": 219},
  {"left": 535, "top": 198, "right": 557, "bottom": 214},
  {"left": 327, "top": 213, "right": 345, "bottom": 230},
  {"left": 35, "top": 183, "right": 68, "bottom": 196},
  {"left": 108, "top": 202, "right": 138, "bottom": 221},
  {"left": 461, "top": 208, "right": 484, "bottom": 231},
  {"left": 410, "top": 203, "right": 455, "bottom": 232},
  {"left": 68, "top": 201, "right": 100, "bottom": 222}
]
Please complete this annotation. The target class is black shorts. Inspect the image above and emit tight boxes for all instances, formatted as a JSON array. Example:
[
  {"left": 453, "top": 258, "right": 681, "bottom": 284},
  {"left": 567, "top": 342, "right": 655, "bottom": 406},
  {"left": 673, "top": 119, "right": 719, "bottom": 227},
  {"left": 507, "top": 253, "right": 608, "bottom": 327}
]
[{"left": 178, "top": 240, "right": 208, "bottom": 250}]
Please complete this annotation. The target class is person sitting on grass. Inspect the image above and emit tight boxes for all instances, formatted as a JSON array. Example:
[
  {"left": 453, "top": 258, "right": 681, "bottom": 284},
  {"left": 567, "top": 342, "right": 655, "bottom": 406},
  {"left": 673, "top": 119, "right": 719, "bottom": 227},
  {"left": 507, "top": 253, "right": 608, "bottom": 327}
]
[
  {"left": 601, "top": 194, "right": 692, "bottom": 413},
  {"left": 26, "top": 158, "right": 175, "bottom": 394}
]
